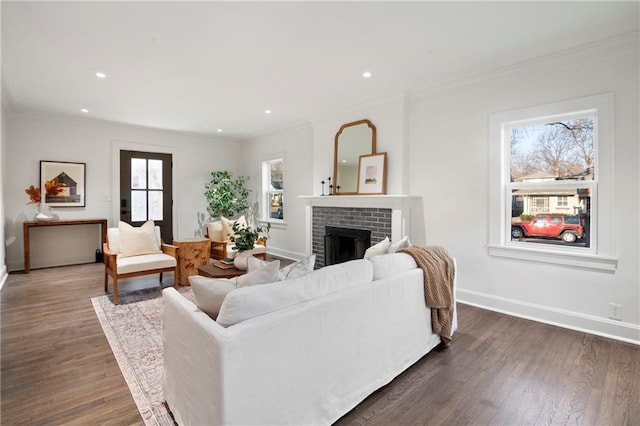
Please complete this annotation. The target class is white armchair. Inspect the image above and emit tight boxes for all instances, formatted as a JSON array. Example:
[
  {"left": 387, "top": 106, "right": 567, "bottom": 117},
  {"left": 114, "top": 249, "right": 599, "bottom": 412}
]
[
  {"left": 206, "top": 216, "right": 266, "bottom": 260},
  {"left": 103, "top": 222, "right": 178, "bottom": 304}
]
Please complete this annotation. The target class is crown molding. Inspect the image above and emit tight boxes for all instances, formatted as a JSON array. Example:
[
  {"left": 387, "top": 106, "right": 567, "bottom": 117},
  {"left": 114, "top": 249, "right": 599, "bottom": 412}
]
[{"left": 411, "top": 31, "right": 639, "bottom": 100}]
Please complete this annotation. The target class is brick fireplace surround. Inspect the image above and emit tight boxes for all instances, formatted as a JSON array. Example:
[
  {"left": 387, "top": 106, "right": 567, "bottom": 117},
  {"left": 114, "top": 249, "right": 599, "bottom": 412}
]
[{"left": 300, "top": 195, "right": 419, "bottom": 268}]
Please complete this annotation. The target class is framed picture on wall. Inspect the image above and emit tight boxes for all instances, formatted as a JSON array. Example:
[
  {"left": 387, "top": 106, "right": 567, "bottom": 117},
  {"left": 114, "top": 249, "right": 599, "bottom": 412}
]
[
  {"left": 357, "top": 152, "right": 387, "bottom": 195},
  {"left": 40, "top": 160, "right": 86, "bottom": 207}
]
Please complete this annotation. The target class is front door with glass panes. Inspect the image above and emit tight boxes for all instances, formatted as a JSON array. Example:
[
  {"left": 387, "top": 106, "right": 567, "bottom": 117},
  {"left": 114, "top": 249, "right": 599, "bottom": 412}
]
[{"left": 120, "top": 150, "right": 173, "bottom": 243}]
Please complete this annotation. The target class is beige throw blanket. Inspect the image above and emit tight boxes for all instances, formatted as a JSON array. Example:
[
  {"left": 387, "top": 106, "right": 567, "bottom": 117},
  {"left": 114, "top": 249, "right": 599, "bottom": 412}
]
[{"left": 399, "top": 246, "right": 455, "bottom": 346}]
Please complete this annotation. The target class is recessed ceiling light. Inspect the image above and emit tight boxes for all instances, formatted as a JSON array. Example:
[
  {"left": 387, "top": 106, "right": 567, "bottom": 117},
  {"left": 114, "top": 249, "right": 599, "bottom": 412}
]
[
  {"left": 341, "top": 160, "right": 347, "bottom": 163},
  {"left": 81, "top": 108, "right": 89, "bottom": 113},
  {"left": 217, "top": 129, "right": 223, "bottom": 133},
  {"left": 95, "top": 72, "right": 106, "bottom": 79},
  {"left": 362, "top": 71, "right": 372, "bottom": 78},
  {"left": 265, "top": 109, "right": 272, "bottom": 114}
]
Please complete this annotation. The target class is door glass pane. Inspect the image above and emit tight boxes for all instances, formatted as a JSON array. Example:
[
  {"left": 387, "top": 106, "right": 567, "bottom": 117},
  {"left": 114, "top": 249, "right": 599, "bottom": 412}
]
[
  {"left": 149, "top": 191, "right": 163, "bottom": 220},
  {"left": 148, "top": 159, "right": 163, "bottom": 190},
  {"left": 131, "top": 158, "right": 147, "bottom": 189},
  {"left": 131, "top": 190, "right": 147, "bottom": 221}
]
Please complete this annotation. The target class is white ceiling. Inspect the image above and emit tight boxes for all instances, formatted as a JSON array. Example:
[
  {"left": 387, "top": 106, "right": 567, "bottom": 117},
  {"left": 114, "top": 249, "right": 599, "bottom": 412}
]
[{"left": 2, "top": 1, "right": 638, "bottom": 140}]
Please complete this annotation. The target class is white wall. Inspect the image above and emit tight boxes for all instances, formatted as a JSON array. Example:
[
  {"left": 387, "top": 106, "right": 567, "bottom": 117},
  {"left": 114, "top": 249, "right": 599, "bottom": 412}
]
[
  {"left": 245, "top": 35, "right": 638, "bottom": 343},
  {"left": 0, "top": 100, "right": 7, "bottom": 288},
  {"left": 311, "top": 94, "right": 410, "bottom": 196},
  {"left": 241, "top": 125, "right": 314, "bottom": 260},
  {"left": 5, "top": 112, "right": 241, "bottom": 271},
  {"left": 409, "top": 35, "right": 639, "bottom": 342}
]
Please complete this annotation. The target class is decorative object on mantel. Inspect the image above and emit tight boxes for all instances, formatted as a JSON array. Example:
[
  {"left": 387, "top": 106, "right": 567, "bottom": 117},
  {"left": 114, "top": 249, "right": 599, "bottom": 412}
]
[
  {"left": 327, "top": 177, "right": 333, "bottom": 196},
  {"left": 230, "top": 221, "right": 270, "bottom": 270},
  {"left": 40, "top": 160, "right": 86, "bottom": 207},
  {"left": 321, "top": 179, "right": 326, "bottom": 196},
  {"left": 357, "top": 152, "right": 387, "bottom": 195},
  {"left": 204, "top": 170, "right": 250, "bottom": 219},
  {"left": 334, "top": 119, "right": 376, "bottom": 195}
]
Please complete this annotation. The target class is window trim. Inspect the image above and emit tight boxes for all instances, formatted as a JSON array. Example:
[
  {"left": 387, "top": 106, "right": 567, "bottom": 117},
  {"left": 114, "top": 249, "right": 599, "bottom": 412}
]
[
  {"left": 488, "top": 93, "right": 617, "bottom": 271},
  {"left": 261, "top": 157, "right": 285, "bottom": 225}
]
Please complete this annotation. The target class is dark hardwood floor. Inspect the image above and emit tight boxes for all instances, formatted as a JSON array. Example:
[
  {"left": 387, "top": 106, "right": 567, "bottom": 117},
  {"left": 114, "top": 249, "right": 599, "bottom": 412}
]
[{"left": 2, "top": 263, "right": 639, "bottom": 425}]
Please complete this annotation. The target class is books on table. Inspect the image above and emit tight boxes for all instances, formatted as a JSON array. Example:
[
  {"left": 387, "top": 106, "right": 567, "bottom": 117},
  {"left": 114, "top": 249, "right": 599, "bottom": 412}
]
[{"left": 213, "top": 259, "right": 235, "bottom": 269}]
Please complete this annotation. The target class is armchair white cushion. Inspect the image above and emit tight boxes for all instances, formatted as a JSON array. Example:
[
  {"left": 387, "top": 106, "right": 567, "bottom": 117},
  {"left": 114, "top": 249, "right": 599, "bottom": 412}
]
[{"left": 103, "top": 221, "right": 178, "bottom": 304}]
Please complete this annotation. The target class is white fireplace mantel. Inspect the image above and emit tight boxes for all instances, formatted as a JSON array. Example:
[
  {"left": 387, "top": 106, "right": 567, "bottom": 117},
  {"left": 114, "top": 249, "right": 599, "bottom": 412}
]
[{"left": 299, "top": 194, "right": 421, "bottom": 254}]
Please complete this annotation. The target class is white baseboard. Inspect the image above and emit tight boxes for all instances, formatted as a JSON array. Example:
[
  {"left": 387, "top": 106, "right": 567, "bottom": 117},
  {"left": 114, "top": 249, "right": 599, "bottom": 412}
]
[
  {"left": 0, "top": 265, "right": 8, "bottom": 291},
  {"left": 456, "top": 288, "right": 640, "bottom": 345},
  {"left": 267, "top": 247, "right": 305, "bottom": 261}
]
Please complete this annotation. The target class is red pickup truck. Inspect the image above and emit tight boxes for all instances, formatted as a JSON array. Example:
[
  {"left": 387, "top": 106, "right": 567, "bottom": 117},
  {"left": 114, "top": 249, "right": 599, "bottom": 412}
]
[{"left": 511, "top": 214, "right": 583, "bottom": 243}]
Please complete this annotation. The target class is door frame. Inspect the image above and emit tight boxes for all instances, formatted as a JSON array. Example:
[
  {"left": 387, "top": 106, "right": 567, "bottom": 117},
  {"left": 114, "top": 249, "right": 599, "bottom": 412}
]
[{"left": 111, "top": 140, "right": 178, "bottom": 238}]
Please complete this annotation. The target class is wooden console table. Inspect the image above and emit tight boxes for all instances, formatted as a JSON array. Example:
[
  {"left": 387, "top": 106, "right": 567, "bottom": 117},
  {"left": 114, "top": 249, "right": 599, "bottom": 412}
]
[{"left": 23, "top": 218, "right": 108, "bottom": 273}]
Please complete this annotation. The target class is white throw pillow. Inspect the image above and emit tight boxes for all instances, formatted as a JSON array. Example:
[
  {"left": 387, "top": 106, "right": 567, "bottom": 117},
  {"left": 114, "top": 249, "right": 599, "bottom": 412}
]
[
  {"left": 387, "top": 235, "right": 412, "bottom": 253},
  {"left": 216, "top": 259, "right": 374, "bottom": 327},
  {"left": 279, "top": 254, "right": 316, "bottom": 280},
  {"left": 117, "top": 220, "right": 161, "bottom": 258},
  {"left": 246, "top": 255, "right": 268, "bottom": 272},
  {"left": 216, "top": 276, "right": 315, "bottom": 327},
  {"left": 248, "top": 255, "right": 316, "bottom": 281},
  {"left": 363, "top": 236, "right": 390, "bottom": 259},
  {"left": 369, "top": 252, "right": 418, "bottom": 281},
  {"left": 189, "top": 275, "right": 237, "bottom": 318},
  {"left": 236, "top": 259, "right": 280, "bottom": 288},
  {"left": 206, "top": 221, "right": 223, "bottom": 241},
  {"left": 221, "top": 215, "right": 247, "bottom": 240}
]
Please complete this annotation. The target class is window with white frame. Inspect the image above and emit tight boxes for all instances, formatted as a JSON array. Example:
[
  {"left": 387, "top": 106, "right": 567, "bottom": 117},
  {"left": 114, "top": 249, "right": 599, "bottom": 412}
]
[
  {"left": 262, "top": 158, "right": 284, "bottom": 222},
  {"left": 488, "top": 93, "right": 617, "bottom": 271},
  {"left": 507, "top": 114, "right": 595, "bottom": 248}
]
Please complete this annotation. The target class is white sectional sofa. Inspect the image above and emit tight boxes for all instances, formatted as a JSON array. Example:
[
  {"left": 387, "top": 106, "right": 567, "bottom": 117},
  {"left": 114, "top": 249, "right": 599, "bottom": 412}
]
[{"left": 162, "top": 253, "right": 457, "bottom": 426}]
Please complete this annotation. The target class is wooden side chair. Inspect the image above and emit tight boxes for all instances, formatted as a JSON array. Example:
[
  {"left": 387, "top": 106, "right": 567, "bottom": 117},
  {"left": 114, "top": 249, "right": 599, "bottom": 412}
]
[
  {"left": 103, "top": 222, "right": 179, "bottom": 304},
  {"left": 206, "top": 219, "right": 267, "bottom": 260}
]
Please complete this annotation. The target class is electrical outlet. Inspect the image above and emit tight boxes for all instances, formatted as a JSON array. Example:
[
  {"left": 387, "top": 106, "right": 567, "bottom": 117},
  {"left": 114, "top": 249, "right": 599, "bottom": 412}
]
[{"left": 609, "top": 303, "right": 622, "bottom": 321}]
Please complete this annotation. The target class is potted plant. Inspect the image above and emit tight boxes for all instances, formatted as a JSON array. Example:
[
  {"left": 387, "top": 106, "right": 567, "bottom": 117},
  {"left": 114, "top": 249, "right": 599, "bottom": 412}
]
[
  {"left": 204, "top": 171, "right": 250, "bottom": 219},
  {"left": 230, "top": 221, "right": 271, "bottom": 270}
]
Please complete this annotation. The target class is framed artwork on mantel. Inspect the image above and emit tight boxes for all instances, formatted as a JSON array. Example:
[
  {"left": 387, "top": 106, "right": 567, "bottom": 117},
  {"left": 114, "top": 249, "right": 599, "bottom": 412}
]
[
  {"left": 357, "top": 152, "right": 387, "bottom": 195},
  {"left": 40, "top": 160, "right": 86, "bottom": 207}
]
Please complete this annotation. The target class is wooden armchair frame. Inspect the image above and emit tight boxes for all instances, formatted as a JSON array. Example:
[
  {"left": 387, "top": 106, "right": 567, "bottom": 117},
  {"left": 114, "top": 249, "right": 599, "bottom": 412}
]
[
  {"left": 207, "top": 235, "right": 267, "bottom": 261},
  {"left": 103, "top": 241, "right": 179, "bottom": 305}
]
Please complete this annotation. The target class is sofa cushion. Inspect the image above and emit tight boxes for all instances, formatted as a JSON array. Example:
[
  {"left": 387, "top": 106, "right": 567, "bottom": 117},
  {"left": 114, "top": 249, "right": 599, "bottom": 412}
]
[
  {"left": 216, "top": 276, "right": 315, "bottom": 327},
  {"left": 117, "top": 220, "right": 161, "bottom": 258},
  {"left": 116, "top": 252, "right": 176, "bottom": 274},
  {"left": 190, "top": 275, "right": 237, "bottom": 318},
  {"left": 236, "top": 259, "right": 280, "bottom": 288},
  {"left": 363, "top": 236, "right": 390, "bottom": 259},
  {"left": 368, "top": 252, "right": 418, "bottom": 281},
  {"left": 388, "top": 235, "right": 412, "bottom": 253},
  {"left": 216, "top": 259, "right": 373, "bottom": 327}
]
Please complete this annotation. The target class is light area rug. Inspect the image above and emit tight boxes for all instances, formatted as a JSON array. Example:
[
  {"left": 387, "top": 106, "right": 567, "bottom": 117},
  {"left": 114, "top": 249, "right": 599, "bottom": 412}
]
[{"left": 91, "top": 286, "right": 196, "bottom": 426}]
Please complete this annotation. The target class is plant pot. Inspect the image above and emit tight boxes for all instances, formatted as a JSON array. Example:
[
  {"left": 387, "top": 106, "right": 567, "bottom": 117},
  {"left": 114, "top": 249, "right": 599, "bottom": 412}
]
[{"left": 233, "top": 250, "right": 253, "bottom": 270}]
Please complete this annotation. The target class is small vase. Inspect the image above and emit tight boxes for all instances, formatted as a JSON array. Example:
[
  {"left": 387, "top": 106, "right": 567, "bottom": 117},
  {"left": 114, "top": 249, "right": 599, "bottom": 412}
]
[{"left": 233, "top": 250, "right": 253, "bottom": 270}]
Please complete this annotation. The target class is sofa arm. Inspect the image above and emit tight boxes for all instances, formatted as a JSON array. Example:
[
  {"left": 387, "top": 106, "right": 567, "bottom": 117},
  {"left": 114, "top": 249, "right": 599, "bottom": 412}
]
[{"left": 162, "top": 288, "right": 228, "bottom": 426}]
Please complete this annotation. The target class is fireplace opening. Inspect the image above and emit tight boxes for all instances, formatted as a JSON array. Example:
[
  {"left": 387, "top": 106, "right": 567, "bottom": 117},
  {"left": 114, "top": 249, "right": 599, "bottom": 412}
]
[{"left": 324, "top": 226, "right": 371, "bottom": 266}]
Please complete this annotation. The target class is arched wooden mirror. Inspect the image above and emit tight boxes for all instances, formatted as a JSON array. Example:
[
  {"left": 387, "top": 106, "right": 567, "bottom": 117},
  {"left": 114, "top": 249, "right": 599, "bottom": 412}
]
[{"left": 333, "top": 119, "right": 376, "bottom": 194}]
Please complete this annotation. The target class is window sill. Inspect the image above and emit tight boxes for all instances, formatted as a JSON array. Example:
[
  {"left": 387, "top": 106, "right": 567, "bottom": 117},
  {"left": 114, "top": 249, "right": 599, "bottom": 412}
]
[
  {"left": 487, "top": 244, "right": 617, "bottom": 272},
  {"left": 260, "top": 219, "right": 286, "bottom": 230}
]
